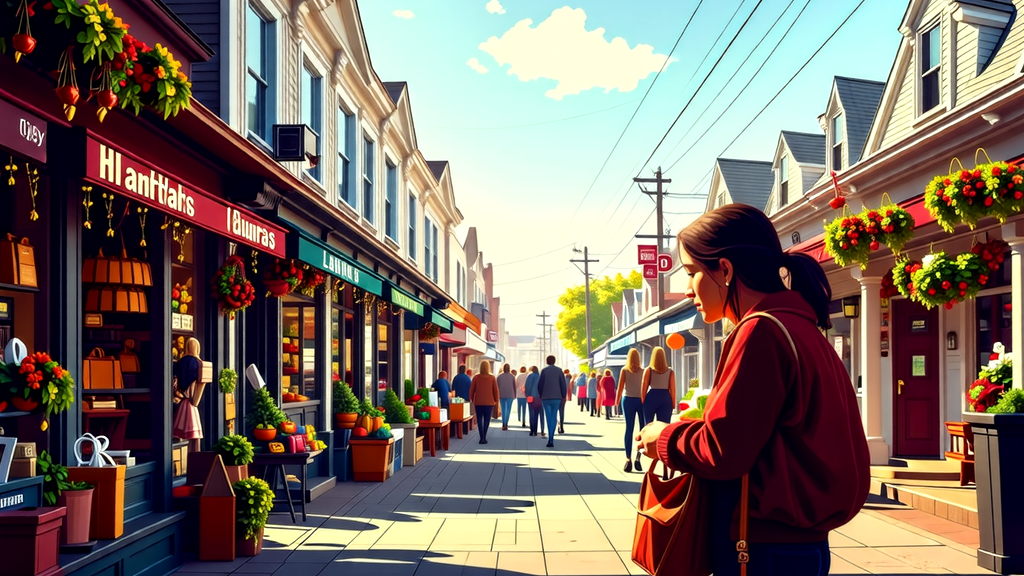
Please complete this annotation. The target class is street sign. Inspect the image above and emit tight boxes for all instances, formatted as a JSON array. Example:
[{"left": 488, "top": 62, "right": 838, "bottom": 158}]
[
  {"left": 657, "top": 254, "right": 673, "bottom": 272},
  {"left": 642, "top": 264, "right": 657, "bottom": 279},
  {"left": 637, "top": 245, "right": 657, "bottom": 265}
]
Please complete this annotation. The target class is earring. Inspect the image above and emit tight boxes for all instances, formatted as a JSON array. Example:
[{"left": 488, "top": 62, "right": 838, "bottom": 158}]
[{"left": 725, "top": 281, "right": 729, "bottom": 287}]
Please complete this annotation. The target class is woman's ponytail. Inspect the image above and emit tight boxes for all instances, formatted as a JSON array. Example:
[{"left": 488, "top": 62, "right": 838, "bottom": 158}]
[{"left": 786, "top": 252, "right": 833, "bottom": 330}]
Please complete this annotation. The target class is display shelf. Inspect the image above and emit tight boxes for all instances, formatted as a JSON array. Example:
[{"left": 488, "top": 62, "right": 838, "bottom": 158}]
[
  {"left": 0, "top": 282, "right": 39, "bottom": 293},
  {"left": 0, "top": 410, "right": 32, "bottom": 419}
]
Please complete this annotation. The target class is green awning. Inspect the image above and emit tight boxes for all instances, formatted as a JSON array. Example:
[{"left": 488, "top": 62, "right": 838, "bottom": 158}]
[
  {"left": 387, "top": 284, "right": 425, "bottom": 316},
  {"left": 430, "top": 310, "right": 453, "bottom": 332},
  {"left": 295, "top": 235, "right": 384, "bottom": 296}
]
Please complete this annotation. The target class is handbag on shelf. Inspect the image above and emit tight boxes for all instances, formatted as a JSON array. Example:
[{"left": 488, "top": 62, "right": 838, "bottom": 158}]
[
  {"left": 118, "top": 339, "right": 141, "bottom": 374},
  {"left": 0, "top": 234, "right": 36, "bottom": 286},
  {"left": 83, "top": 347, "right": 125, "bottom": 389}
]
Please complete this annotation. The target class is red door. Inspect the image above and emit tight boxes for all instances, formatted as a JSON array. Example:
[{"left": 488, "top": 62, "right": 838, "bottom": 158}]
[{"left": 892, "top": 300, "right": 941, "bottom": 457}]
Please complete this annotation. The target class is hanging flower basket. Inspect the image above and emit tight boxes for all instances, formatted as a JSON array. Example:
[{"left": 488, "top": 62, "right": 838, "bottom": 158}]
[
  {"left": 295, "top": 265, "right": 326, "bottom": 297},
  {"left": 890, "top": 258, "right": 920, "bottom": 300},
  {"left": 971, "top": 239, "right": 1009, "bottom": 274},
  {"left": 879, "top": 268, "right": 901, "bottom": 299},
  {"left": 924, "top": 150, "right": 1024, "bottom": 232},
  {"left": 212, "top": 255, "right": 256, "bottom": 320},
  {"left": 908, "top": 251, "right": 988, "bottom": 310},
  {"left": 0, "top": 352, "right": 75, "bottom": 430},
  {"left": 419, "top": 323, "right": 441, "bottom": 343},
  {"left": 863, "top": 193, "right": 915, "bottom": 255},
  {"left": 263, "top": 259, "right": 303, "bottom": 297},
  {"left": 823, "top": 207, "right": 872, "bottom": 269}
]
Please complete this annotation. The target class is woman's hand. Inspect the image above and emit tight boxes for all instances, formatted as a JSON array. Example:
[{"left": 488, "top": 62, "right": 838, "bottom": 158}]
[{"left": 635, "top": 421, "right": 670, "bottom": 461}]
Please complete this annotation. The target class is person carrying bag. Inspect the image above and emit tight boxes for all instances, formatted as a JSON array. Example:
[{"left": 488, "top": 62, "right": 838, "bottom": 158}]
[{"left": 635, "top": 205, "right": 870, "bottom": 576}]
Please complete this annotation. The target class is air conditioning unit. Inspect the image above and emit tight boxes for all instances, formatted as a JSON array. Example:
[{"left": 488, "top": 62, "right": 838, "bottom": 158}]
[{"left": 272, "top": 124, "right": 319, "bottom": 168}]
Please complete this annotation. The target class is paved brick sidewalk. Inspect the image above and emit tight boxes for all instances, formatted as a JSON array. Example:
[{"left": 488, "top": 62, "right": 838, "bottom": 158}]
[{"left": 174, "top": 412, "right": 998, "bottom": 575}]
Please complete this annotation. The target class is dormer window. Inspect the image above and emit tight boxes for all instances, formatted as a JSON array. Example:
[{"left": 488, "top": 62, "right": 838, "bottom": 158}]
[
  {"left": 921, "top": 24, "right": 941, "bottom": 112},
  {"left": 779, "top": 154, "right": 789, "bottom": 205},
  {"left": 831, "top": 114, "right": 844, "bottom": 170}
]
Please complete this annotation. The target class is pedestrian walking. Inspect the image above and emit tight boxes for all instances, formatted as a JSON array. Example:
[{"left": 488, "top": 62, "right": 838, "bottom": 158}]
[
  {"left": 431, "top": 370, "right": 451, "bottom": 409},
  {"left": 600, "top": 369, "right": 616, "bottom": 420},
  {"left": 576, "top": 372, "right": 587, "bottom": 411},
  {"left": 558, "top": 369, "right": 572, "bottom": 434},
  {"left": 524, "top": 366, "right": 545, "bottom": 436},
  {"left": 452, "top": 365, "right": 471, "bottom": 403},
  {"left": 641, "top": 347, "right": 676, "bottom": 425},
  {"left": 615, "top": 349, "right": 645, "bottom": 472},
  {"left": 635, "top": 205, "right": 869, "bottom": 576},
  {"left": 468, "top": 361, "right": 499, "bottom": 444},
  {"left": 497, "top": 363, "right": 516, "bottom": 431},
  {"left": 515, "top": 366, "right": 528, "bottom": 427},
  {"left": 587, "top": 372, "right": 599, "bottom": 417},
  {"left": 537, "top": 356, "right": 567, "bottom": 447}
]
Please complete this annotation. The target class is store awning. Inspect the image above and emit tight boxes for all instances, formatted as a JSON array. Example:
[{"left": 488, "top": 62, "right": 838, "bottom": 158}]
[
  {"left": 452, "top": 328, "right": 489, "bottom": 356},
  {"left": 291, "top": 232, "right": 384, "bottom": 296},
  {"left": 662, "top": 307, "right": 704, "bottom": 334},
  {"left": 609, "top": 331, "right": 636, "bottom": 352},
  {"left": 635, "top": 322, "right": 661, "bottom": 343},
  {"left": 483, "top": 346, "right": 505, "bottom": 363},
  {"left": 439, "top": 322, "right": 467, "bottom": 346},
  {"left": 386, "top": 283, "right": 425, "bottom": 316},
  {"left": 442, "top": 301, "right": 482, "bottom": 335},
  {"left": 406, "top": 305, "right": 455, "bottom": 332}
]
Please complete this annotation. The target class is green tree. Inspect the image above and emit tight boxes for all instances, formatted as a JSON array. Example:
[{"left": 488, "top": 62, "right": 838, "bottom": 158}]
[{"left": 556, "top": 271, "right": 642, "bottom": 358}]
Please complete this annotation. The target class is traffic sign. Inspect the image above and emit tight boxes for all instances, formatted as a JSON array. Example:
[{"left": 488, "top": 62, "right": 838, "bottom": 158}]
[
  {"left": 657, "top": 254, "right": 673, "bottom": 272},
  {"left": 642, "top": 264, "right": 657, "bottom": 279},
  {"left": 637, "top": 245, "right": 657, "bottom": 265}
]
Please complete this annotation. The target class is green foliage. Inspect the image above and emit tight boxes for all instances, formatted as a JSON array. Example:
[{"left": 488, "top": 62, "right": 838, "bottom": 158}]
[
  {"left": 383, "top": 389, "right": 413, "bottom": 424},
  {"left": 51, "top": 0, "right": 127, "bottom": 63},
  {"left": 37, "top": 451, "right": 68, "bottom": 506},
  {"left": 988, "top": 388, "right": 1024, "bottom": 414},
  {"left": 924, "top": 162, "right": 1024, "bottom": 232},
  {"left": 910, "top": 252, "right": 987, "bottom": 309},
  {"left": 214, "top": 434, "right": 254, "bottom": 466},
  {"left": 333, "top": 380, "right": 359, "bottom": 414},
  {"left": 557, "top": 271, "right": 643, "bottom": 359},
  {"left": 233, "top": 477, "right": 274, "bottom": 541},
  {"left": 245, "top": 387, "right": 286, "bottom": 429},
  {"left": 219, "top": 369, "right": 238, "bottom": 394},
  {"left": 405, "top": 379, "right": 415, "bottom": 400},
  {"left": 416, "top": 387, "right": 432, "bottom": 401},
  {"left": 682, "top": 389, "right": 695, "bottom": 401},
  {"left": 824, "top": 213, "right": 872, "bottom": 269},
  {"left": 358, "top": 398, "right": 384, "bottom": 418},
  {"left": 680, "top": 394, "right": 709, "bottom": 420},
  {"left": 688, "top": 378, "right": 699, "bottom": 389}
]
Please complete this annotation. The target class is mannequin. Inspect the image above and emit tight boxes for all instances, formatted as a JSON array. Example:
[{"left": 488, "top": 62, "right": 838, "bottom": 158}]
[{"left": 173, "top": 337, "right": 205, "bottom": 452}]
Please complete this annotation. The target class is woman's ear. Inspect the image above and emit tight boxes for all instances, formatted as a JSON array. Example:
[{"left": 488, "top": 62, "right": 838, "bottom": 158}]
[{"left": 719, "top": 258, "right": 734, "bottom": 286}]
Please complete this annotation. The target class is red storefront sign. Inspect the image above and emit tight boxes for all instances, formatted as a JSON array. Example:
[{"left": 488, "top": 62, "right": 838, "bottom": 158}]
[
  {"left": 85, "top": 138, "right": 286, "bottom": 257},
  {"left": 637, "top": 245, "right": 657, "bottom": 265},
  {"left": 0, "top": 98, "right": 47, "bottom": 163}
]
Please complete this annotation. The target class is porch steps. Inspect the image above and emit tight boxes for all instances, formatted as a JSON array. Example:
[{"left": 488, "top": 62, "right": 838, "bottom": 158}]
[
  {"left": 869, "top": 458, "right": 962, "bottom": 481},
  {"left": 870, "top": 477, "right": 978, "bottom": 529}
]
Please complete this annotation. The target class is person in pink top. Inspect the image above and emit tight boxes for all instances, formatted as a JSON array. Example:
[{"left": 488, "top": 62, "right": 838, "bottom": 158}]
[{"left": 599, "top": 369, "right": 617, "bottom": 420}]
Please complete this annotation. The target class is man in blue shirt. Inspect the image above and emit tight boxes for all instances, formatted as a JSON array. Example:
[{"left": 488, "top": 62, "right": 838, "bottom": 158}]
[
  {"left": 431, "top": 370, "right": 451, "bottom": 409},
  {"left": 452, "top": 364, "right": 471, "bottom": 402}
]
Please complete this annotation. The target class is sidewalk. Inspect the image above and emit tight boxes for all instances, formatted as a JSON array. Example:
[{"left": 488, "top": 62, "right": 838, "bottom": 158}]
[{"left": 174, "top": 411, "right": 997, "bottom": 575}]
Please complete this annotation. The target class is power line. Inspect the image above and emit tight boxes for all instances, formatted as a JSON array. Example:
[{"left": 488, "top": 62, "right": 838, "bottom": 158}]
[
  {"left": 502, "top": 294, "right": 563, "bottom": 306},
  {"left": 421, "top": 99, "right": 639, "bottom": 130},
  {"left": 662, "top": 0, "right": 811, "bottom": 172},
  {"left": 492, "top": 243, "right": 575, "bottom": 266},
  {"left": 562, "top": 0, "right": 706, "bottom": 229},
  {"left": 636, "top": 0, "right": 766, "bottom": 177},
  {"left": 494, "top": 268, "right": 570, "bottom": 286}
]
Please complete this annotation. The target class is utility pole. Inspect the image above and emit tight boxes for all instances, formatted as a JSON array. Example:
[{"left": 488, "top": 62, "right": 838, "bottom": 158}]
[
  {"left": 536, "top": 311, "right": 552, "bottom": 358},
  {"left": 635, "top": 168, "right": 672, "bottom": 310},
  {"left": 570, "top": 247, "right": 600, "bottom": 359}
]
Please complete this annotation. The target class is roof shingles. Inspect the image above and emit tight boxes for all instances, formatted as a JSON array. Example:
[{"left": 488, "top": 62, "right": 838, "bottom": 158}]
[
  {"left": 834, "top": 77, "right": 885, "bottom": 164},
  {"left": 718, "top": 158, "right": 774, "bottom": 211},
  {"left": 781, "top": 131, "right": 826, "bottom": 165}
]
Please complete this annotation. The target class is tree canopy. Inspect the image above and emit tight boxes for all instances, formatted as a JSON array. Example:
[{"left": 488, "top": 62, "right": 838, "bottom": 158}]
[{"left": 556, "top": 271, "right": 642, "bottom": 359}]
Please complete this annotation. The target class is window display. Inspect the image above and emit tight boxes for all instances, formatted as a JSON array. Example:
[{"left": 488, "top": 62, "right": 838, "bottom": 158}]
[{"left": 282, "top": 302, "right": 316, "bottom": 401}]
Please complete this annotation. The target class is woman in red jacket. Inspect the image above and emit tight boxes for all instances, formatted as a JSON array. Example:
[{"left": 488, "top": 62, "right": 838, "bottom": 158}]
[
  {"left": 637, "top": 205, "right": 869, "bottom": 576},
  {"left": 599, "top": 369, "right": 616, "bottom": 420}
]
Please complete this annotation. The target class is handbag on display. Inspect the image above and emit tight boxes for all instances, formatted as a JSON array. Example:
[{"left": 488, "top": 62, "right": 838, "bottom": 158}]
[
  {"left": 83, "top": 347, "right": 125, "bottom": 389},
  {"left": 118, "top": 339, "right": 141, "bottom": 373},
  {"left": 0, "top": 234, "right": 36, "bottom": 287}
]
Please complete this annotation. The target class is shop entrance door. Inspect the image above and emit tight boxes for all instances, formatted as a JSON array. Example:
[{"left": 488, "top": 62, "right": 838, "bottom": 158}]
[{"left": 892, "top": 300, "right": 941, "bottom": 457}]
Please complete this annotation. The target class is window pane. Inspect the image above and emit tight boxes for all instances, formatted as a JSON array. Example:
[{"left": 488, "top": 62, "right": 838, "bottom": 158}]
[
  {"left": 832, "top": 115, "right": 843, "bottom": 143},
  {"left": 246, "top": 6, "right": 263, "bottom": 77},
  {"left": 780, "top": 155, "right": 788, "bottom": 181},
  {"left": 832, "top": 144, "right": 843, "bottom": 171},
  {"left": 923, "top": 26, "right": 940, "bottom": 71},
  {"left": 246, "top": 73, "right": 259, "bottom": 134},
  {"left": 363, "top": 138, "right": 374, "bottom": 221},
  {"left": 922, "top": 71, "right": 940, "bottom": 111},
  {"left": 408, "top": 195, "right": 417, "bottom": 259},
  {"left": 301, "top": 68, "right": 313, "bottom": 128}
]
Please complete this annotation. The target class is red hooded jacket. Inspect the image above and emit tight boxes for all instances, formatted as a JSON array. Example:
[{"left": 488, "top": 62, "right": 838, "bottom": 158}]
[{"left": 656, "top": 291, "right": 870, "bottom": 543}]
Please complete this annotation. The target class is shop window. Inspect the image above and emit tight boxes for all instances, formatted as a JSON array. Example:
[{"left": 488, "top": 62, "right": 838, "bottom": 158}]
[
  {"left": 377, "top": 305, "right": 391, "bottom": 403},
  {"left": 385, "top": 161, "right": 398, "bottom": 241},
  {"left": 246, "top": 4, "right": 274, "bottom": 143},
  {"left": 301, "top": 64, "right": 322, "bottom": 182},
  {"left": 403, "top": 328, "right": 414, "bottom": 397},
  {"left": 282, "top": 301, "right": 317, "bottom": 401},
  {"left": 338, "top": 107, "right": 355, "bottom": 207},
  {"left": 364, "top": 300, "right": 374, "bottom": 399},
  {"left": 976, "top": 292, "right": 1012, "bottom": 375}
]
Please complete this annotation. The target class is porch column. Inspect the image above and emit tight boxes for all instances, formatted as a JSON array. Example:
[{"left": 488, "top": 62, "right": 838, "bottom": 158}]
[
  {"left": 851, "top": 268, "right": 890, "bottom": 464},
  {"left": 1002, "top": 221, "right": 1024, "bottom": 390}
]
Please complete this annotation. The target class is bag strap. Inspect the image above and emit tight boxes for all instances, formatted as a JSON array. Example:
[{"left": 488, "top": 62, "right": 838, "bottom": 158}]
[
  {"left": 731, "top": 311, "right": 800, "bottom": 575},
  {"left": 90, "top": 347, "right": 105, "bottom": 358}
]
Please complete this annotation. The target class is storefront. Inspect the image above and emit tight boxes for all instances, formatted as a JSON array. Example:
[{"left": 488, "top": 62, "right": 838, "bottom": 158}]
[{"left": 411, "top": 305, "right": 453, "bottom": 389}]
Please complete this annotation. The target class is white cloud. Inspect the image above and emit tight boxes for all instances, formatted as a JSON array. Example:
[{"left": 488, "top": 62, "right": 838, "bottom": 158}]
[
  {"left": 486, "top": 0, "right": 506, "bottom": 15},
  {"left": 478, "top": 7, "right": 673, "bottom": 100},
  {"left": 467, "top": 57, "right": 490, "bottom": 74},
  {"left": 392, "top": 9, "right": 415, "bottom": 19}
]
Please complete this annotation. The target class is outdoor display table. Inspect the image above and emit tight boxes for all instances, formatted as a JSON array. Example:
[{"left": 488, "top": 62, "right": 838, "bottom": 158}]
[
  {"left": 453, "top": 415, "right": 474, "bottom": 439},
  {"left": 416, "top": 421, "right": 450, "bottom": 457},
  {"left": 252, "top": 450, "right": 321, "bottom": 523}
]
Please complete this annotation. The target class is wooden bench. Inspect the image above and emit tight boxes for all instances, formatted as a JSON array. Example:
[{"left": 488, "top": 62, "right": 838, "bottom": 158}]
[
  {"left": 453, "top": 415, "right": 474, "bottom": 439},
  {"left": 944, "top": 421, "right": 975, "bottom": 486}
]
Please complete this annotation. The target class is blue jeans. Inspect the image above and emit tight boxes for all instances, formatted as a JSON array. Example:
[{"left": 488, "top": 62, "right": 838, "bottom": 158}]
[
  {"left": 621, "top": 397, "right": 645, "bottom": 459},
  {"left": 499, "top": 398, "right": 513, "bottom": 427},
  {"left": 542, "top": 399, "right": 561, "bottom": 441},
  {"left": 517, "top": 398, "right": 527, "bottom": 422},
  {"left": 643, "top": 389, "right": 673, "bottom": 424},
  {"left": 529, "top": 403, "right": 544, "bottom": 434}
]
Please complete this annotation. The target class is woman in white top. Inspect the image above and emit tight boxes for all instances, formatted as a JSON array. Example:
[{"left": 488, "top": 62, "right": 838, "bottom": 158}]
[
  {"left": 615, "top": 348, "right": 646, "bottom": 472},
  {"left": 641, "top": 346, "right": 676, "bottom": 427}
]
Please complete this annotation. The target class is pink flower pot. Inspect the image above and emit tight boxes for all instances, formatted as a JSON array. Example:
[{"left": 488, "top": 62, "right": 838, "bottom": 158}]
[{"left": 59, "top": 488, "right": 95, "bottom": 545}]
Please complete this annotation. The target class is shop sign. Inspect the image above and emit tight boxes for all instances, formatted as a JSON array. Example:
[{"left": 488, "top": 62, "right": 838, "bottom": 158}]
[
  {"left": 85, "top": 138, "right": 286, "bottom": 257},
  {"left": 637, "top": 245, "right": 657, "bottom": 265},
  {"left": 389, "top": 285, "right": 424, "bottom": 316},
  {"left": 0, "top": 297, "right": 12, "bottom": 321},
  {"left": 487, "top": 330, "right": 498, "bottom": 343},
  {"left": 642, "top": 264, "right": 657, "bottom": 279},
  {"left": 0, "top": 99, "right": 47, "bottom": 163},
  {"left": 610, "top": 332, "right": 635, "bottom": 351},
  {"left": 296, "top": 236, "right": 383, "bottom": 296}
]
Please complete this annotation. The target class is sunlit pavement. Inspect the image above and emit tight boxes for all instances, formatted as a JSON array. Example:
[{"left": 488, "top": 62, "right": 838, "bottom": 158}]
[{"left": 174, "top": 411, "right": 997, "bottom": 575}]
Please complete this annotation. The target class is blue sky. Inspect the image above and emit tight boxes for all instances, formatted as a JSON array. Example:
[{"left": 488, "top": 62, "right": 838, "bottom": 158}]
[{"left": 360, "top": 0, "right": 908, "bottom": 338}]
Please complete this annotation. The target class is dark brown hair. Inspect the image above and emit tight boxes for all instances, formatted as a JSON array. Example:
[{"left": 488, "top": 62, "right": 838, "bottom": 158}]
[{"left": 678, "top": 204, "right": 832, "bottom": 329}]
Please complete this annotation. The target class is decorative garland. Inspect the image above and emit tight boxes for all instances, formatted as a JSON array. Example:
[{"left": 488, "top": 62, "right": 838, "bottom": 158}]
[
  {"left": 212, "top": 255, "right": 256, "bottom": 320},
  {"left": 263, "top": 258, "right": 303, "bottom": 297},
  {"left": 924, "top": 151, "right": 1024, "bottom": 232},
  {"left": 419, "top": 322, "right": 441, "bottom": 343}
]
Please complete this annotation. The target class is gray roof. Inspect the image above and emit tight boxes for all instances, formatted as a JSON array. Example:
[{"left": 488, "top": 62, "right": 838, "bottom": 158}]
[
  {"left": 426, "top": 161, "right": 448, "bottom": 181},
  {"left": 834, "top": 77, "right": 885, "bottom": 164},
  {"left": 383, "top": 81, "right": 406, "bottom": 105},
  {"left": 781, "top": 131, "right": 825, "bottom": 165},
  {"left": 717, "top": 158, "right": 774, "bottom": 211}
]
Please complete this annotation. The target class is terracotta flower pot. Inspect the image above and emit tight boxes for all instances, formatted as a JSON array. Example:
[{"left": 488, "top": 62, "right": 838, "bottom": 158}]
[
  {"left": 225, "top": 465, "right": 249, "bottom": 485},
  {"left": 264, "top": 279, "right": 291, "bottom": 297},
  {"left": 59, "top": 488, "right": 95, "bottom": 545},
  {"left": 335, "top": 412, "right": 357, "bottom": 429},
  {"left": 11, "top": 396, "right": 39, "bottom": 411},
  {"left": 253, "top": 427, "right": 276, "bottom": 441},
  {"left": 236, "top": 527, "right": 264, "bottom": 556},
  {"left": 350, "top": 437, "right": 394, "bottom": 482}
]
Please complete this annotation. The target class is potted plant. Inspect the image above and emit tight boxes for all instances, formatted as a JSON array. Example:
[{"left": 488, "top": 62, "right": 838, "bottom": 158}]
[
  {"left": 233, "top": 477, "right": 273, "bottom": 556},
  {"left": 963, "top": 343, "right": 1024, "bottom": 574},
  {"left": 246, "top": 387, "right": 286, "bottom": 442},
  {"left": 38, "top": 450, "right": 95, "bottom": 545},
  {"left": 213, "top": 434, "right": 253, "bottom": 484},
  {"left": 449, "top": 396, "right": 467, "bottom": 421},
  {"left": 219, "top": 368, "right": 237, "bottom": 394},
  {"left": 404, "top": 379, "right": 415, "bottom": 401},
  {"left": 355, "top": 399, "right": 385, "bottom": 434},
  {"left": 0, "top": 351, "right": 75, "bottom": 431},
  {"left": 263, "top": 258, "right": 303, "bottom": 297},
  {"left": 333, "top": 379, "right": 359, "bottom": 429},
  {"left": 349, "top": 419, "right": 394, "bottom": 482},
  {"left": 384, "top": 389, "right": 418, "bottom": 467}
]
